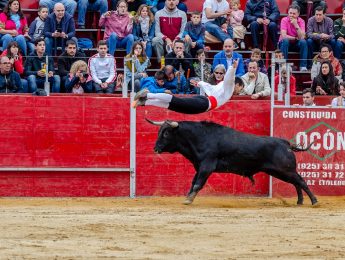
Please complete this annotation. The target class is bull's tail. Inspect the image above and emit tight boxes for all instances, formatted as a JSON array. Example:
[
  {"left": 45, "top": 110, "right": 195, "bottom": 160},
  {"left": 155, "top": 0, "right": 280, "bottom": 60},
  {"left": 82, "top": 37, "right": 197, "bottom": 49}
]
[{"left": 290, "top": 141, "right": 314, "bottom": 152}]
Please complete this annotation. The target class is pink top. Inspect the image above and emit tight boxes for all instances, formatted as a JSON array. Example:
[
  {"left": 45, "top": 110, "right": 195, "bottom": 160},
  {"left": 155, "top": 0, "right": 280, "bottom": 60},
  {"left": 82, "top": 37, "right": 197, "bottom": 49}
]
[
  {"left": 279, "top": 16, "right": 305, "bottom": 41},
  {"left": 0, "top": 13, "right": 28, "bottom": 35},
  {"left": 229, "top": 10, "right": 244, "bottom": 27},
  {"left": 99, "top": 11, "right": 133, "bottom": 40}
]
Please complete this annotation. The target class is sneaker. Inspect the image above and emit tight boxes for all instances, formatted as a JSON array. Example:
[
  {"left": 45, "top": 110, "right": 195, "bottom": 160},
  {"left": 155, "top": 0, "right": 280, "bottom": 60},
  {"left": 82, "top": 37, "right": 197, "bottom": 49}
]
[
  {"left": 131, "top": 97, "right": 146, "bottom": 108},
  {"left": 300, "top": 67, "right": 308, "bottom": 72},
  {"left": 78, "top": 25, "right": 85, "bottom": 29},
  {"left": 240, "top": 41, "right": 246, "bottom": 50},
  {"left": 134, "top": 88, "right": 149, "bottom": 101}
]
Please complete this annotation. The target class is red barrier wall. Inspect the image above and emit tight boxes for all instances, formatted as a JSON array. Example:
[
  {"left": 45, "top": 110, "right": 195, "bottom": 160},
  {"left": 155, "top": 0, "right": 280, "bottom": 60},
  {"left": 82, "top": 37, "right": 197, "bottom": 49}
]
[{"left": 0, "top": 95, "right": 270, "bottom": 197}]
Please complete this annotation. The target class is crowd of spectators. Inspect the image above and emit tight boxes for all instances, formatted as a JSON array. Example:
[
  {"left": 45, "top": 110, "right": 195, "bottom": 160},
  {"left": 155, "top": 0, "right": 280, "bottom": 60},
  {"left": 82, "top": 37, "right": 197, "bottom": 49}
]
[{"left": 0, "top": 0, "right": 344, "bottom": 106}]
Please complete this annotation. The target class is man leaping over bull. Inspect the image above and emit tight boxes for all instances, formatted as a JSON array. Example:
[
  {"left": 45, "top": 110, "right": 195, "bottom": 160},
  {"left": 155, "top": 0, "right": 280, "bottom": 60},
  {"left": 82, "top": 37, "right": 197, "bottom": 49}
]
[{"left": 131, "top": 59, "right": 239, "bottom": 114}]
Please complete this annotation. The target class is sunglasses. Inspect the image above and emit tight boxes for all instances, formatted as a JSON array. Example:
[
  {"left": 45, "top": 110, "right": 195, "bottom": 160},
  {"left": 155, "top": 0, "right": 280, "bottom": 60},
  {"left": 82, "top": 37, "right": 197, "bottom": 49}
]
[{"left": 214, "top": 72, "right": 224, "bottom": 75}]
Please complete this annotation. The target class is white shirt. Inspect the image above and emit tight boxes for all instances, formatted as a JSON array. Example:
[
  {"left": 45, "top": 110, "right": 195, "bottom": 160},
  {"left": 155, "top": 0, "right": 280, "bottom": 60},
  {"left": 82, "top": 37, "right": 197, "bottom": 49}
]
[
  {"left": 197, "top": 65, "right": 235, "bottom": 109},
  {"left": 201, "top": 0, "right": 229, "bottom": 24},
  {"left": 331, "top": 97, "right": 345, "bottom": 107},
  {"left": 89, "top": 53, "right": 116, "bottom": 85}
]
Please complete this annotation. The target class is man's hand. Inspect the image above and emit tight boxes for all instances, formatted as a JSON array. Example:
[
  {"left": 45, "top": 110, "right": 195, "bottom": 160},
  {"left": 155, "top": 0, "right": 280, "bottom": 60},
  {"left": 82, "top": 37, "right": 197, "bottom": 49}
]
[
  {"left": 319, "top": 33, "right": 329, "bottom": 40},
  {"left": 165, "top": 38, "right": 172, "bottom": 47},
  {"left": 263, "top": 18, "right": 270, "bottom": 25},
  {"left": 232, "top": 59, "right": 239, "bottom": 69},
  {"left": 248, "top": 72, "right": 256, "bottom": 81},
  {"left": 48, "top": 71, "right": 54, "bottom": 77},
  {"left": 256, "top": 18, "right": 264, "bottom": 24},
  {"left": 251, "top": 93, "right": 261, "bottom": 99},
  {"left": 101, "top": 82, "right": 108, "bottom": 89},
  {"left": 176, "top": 51, "right": 184, "bottom": 58},
  {"left": 52, "top": 31, "right": 61, "bottom": 37},
  {"left": 290, "top": 17, "right": 298, "bottom": 28},
  {"left": 37, "top": 70, "right": 45, "bottom": 77},
  {"left": 191, "top": 42, "right": 196, "bottom": 48},
  {"left": 9, "top": 30, "right": 18, "bottom": 36},
  {"left": 60, "top": 32, "right": 68, "bottom": 39},
  {"left": 190, "top": 79, "right": 200, "bottom": 87},
  {"left": 184, "top": 35, "right": 191, "bottom": 43},
  {"left": 164, "top": 90, "right": 172, "bottom": 94}
]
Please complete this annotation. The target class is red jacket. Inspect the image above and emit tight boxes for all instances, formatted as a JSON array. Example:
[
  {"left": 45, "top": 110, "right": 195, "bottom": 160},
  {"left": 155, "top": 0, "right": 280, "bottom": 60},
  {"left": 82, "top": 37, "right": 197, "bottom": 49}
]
[
  {"left": 0, "top": 13, "right": 28, "bottom": 35},
  {"left": 274, "top": 74, "right": 296, "bottom": 95}
]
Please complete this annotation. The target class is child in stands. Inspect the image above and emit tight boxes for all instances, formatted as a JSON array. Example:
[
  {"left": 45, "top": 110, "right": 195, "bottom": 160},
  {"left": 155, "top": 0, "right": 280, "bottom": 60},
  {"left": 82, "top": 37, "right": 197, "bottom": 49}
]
[
  {"left": 243, "top": 48, "right": 267, "bottom": 74},
  {"left": 193, "top": 49, "right": 212, "bottom": 83},
  {"left": 27, "top": 5, "right": 49, "bottom": 55},
  {"left": 229, "top": 0, "right": 246, "bottom": 50},
  {"left": 182, "top": 11, "right": 205, "bottom": 57}
]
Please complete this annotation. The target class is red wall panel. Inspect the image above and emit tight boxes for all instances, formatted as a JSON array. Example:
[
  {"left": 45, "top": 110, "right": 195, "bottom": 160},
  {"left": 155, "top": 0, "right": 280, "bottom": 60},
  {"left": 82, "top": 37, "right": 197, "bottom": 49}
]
[{"left": 0, "top": 95, "right": 270, "bottom": 197}]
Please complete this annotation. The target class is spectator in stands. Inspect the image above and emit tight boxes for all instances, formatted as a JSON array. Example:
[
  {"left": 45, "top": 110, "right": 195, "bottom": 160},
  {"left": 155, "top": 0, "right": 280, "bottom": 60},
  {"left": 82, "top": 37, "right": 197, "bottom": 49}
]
[
  {"left": 241, "top": 60, "right": 271, "bottom": 99},
  {"left": 24, "top": 38, "right": 61, "bottom": 93},
  {"left": 152, "top": 0, "right": 187, "bottom": 63},
  {"left": 201, "top": 0, "right": 233, "bottom": 42},
  {"left": 77, "top": 0, "right": 108, "bottom": 29},
  {"left": 111, "top": 0, "right": 145, "bottom": 14},
  {"left": 139, "top": 70, "right": 172, "bottom": 93},
  {"left": 0, "top": 41, "right": 28, "bottom": 92},
  {"left": 157, "top": 0, "right": 187, "bottom": 13},
  {"left": 124, "top": 41, "right": 150, "bottom": 92},
  {"left": 311, "top": 44, "right": 342, "bottom": 81},
  {"left": 307, "top": 6, "right": 336, "bottom": 66},
  {"left": 292, "top": 0, "right": 326, "bottom": 17},
  {"left": 334, "top": 6, "right": 345, "bottom": 60},
  {"left": 207, "top": 64, "right": 225, "bottom": 85},
  {"left": 244, "top": 0, "right": 280, "bottom": 50},
  {"left": 58, "top": 40, "right": 87, "bottom": 92},
  {"left": 163, "top": 65, "right": 188, "bottom": 94},
  {"left": 0, "top": 0, "right": 29, "bottom": 56},
  {"left": 274, "top": 66, "right": 296, "bottom": 95},
  {"left": 182, "top": 11, "right": 205, "bottom": 57},
  {"left": 165, "top": 40, "right": 194, "bottom": 78},
  {"left": 243, "top": 48, "right": 267, "bottom": 74},
  {"left": 88, "top": 40, "right": 117, "bottom": 94},
  {"left": 193, "top": 49, "right": 212, "bottom": 83},
  {"left": 279, "top": 5, "right": 308, "bottom": 72},
  {"left": 65, "top": 60, "right": 93, "bottom": 93},
  {"left": 293, "top": 88, "right": 316, "bottom": 106},
  {"left": 99, "top": 0, "right": 134, "bottom": 56},
  {"left": 27, "top": 5, "right": 49, "bottom": 55},
  {"left": 39, "top": 0, "right": 77, "bottom": 16},
  {"left": 331, "top": 82, "right": 345, "bottom": 107},
  {"left": 233, "top": 76, "right": 245, "bottom": 95},
  {"left": 213, "top": 39, "right": 245, "bottom": 76},
  {"left": 267, "top": 49, "right": 284, "bottom": 81},
  {"left": 0, "top": 56, "right": 23, "bottom": 93},
  {"left": 43, "top": 3, "right": 78, "bottom": 56},
  {"left": 312, "top": 60, "right": 339, "bottom": 95},
  {"left": 229, "top": 0, "right": 246, "bottom": 50},
  {"left": 133, "top": 4, "right": 155, "bottom": 58}
]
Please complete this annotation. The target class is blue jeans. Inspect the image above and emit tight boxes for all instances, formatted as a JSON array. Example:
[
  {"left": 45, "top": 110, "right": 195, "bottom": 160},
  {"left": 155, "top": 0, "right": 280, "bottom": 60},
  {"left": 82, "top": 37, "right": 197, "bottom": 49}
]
[
  {"left": 27, "top": 75, "right": 61, "bottom": 93},
  {"left": 307, "top": 38, "right": 337, "bottom": 65},
  {"left": 205, "top": 21, "right": 233, "bottom": 42},
  {"left": 77, "top": 0, "right": 108, "bottom": 26},
  {"left": 0, "top": 34, "right": 27, "bottom": 56},
  {"left": 279, "top": 38, "right": 308, "bottom": 68},
  {"left": 21, "top": 79, "right": 28, "bottom": 93},
  {"left": 39, "top": 0, "right": 77, "bottom": 16},
  {"left": 145, "top": 41, "right": 153, "bottom": 58},
  {"left": 45, "top": 36, "right": 78, "bottom": 56},
  {"left": 108, "top": 33, "right": 134, "bottom": 55},
  {"left": 334, "top": 40, "right": 344, "bottom": 59},
  {"left": 250, "top": 21, "right": 278, "bottom": 49},
  {"left": 93, "top": 80, "right": 115, "bottom": 94}
]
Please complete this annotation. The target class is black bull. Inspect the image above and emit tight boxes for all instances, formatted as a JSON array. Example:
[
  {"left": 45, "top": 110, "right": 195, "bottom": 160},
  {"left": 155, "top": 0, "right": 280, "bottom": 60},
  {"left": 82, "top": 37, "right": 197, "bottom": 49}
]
[{"left": 146, "top": 119, "right": 318, "bottom": 205}]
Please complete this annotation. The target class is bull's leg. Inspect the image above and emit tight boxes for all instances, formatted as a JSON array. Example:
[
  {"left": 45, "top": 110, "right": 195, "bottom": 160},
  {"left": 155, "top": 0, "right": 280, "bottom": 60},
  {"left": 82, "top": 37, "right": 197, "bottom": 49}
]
[
  {"left": 184, "top": 160, "right": 216, "bottom": 205},
  {"left": 294, "top": 185, "right": 304, "bottom": 205},
  {"left": 295, "top": 173, "right": 318, "bottom": 205}
]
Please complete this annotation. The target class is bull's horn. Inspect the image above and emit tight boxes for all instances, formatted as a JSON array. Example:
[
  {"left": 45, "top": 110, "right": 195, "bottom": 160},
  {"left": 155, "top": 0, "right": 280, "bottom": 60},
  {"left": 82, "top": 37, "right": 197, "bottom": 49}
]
[
  {"left": 145, "top": 118, "right": 165, "bottom": 126},
  {"left": 167, "top": 121, "right": 179, "bottom": 128}
]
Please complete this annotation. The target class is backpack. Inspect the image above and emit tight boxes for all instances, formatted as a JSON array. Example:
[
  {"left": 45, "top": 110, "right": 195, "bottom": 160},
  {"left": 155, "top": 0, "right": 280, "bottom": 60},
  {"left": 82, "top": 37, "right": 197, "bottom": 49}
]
[{"left": 77, "top": 38, "right": 93, "bottom": 49}]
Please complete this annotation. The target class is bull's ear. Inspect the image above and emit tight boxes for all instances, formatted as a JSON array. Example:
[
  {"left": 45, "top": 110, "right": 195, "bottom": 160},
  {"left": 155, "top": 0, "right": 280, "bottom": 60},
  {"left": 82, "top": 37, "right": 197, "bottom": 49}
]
[
  {"left": 167, "top": 121, "right": 179, "bottom": 128},
  {"left": 145, "top": 118, "right": 165, "bottom": 126}
]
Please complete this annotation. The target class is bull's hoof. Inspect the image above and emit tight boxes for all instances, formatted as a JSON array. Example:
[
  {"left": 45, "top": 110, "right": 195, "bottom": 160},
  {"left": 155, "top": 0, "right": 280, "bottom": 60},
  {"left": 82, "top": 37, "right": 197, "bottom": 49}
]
[
  {"left": 183, "top": 193, "right": 197, "bottom": 205},
  {"left": 183, "top": 198, "right": 193, "bottom": 205},
  {"left": 312, "top": 199, "right": 318, "bottom": 206},
  {"left": 297, "top": 201, "right": 303, "bottom": 205}
]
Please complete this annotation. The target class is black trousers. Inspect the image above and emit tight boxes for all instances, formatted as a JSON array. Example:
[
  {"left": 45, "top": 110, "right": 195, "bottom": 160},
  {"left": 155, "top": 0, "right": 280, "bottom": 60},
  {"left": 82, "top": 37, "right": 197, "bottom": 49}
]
[{"left": 168, "top": 95, "right": 209, "bottom": 114}]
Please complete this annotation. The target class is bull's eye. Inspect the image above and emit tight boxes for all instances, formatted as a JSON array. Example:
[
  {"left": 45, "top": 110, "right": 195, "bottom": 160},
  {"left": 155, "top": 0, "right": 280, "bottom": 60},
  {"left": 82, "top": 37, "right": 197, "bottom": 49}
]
[{"left": 163, "top": 131, "right": 170, "bottom": 138}]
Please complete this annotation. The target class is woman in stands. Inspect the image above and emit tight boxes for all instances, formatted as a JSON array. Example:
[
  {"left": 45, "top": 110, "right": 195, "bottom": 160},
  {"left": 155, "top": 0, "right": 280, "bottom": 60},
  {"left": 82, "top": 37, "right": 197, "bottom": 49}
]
[
  {"left": 312, "top": 61, "right": 339, "bottom": 96},
  {"left": 207, "top": 64, "right": 226, "bottom": 85},
  {"left": 131, "top": 60, "right": 238, "bottom": 114},
  {"left": 133, "top": 4, "right": 155, "bottom": 58},
  {"left": 124, "top": 41, "right": 150, "bottom": 92},
  {"left": 65, "top": 60, "right": 93, "bottom": 94},
  {"left": 0, "top": 0, "right": 28, "bottom": 56}
]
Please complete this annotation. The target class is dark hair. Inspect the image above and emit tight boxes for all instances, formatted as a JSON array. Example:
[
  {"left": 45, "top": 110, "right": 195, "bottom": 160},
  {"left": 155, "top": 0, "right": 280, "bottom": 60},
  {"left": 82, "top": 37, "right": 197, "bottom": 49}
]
[
  {"left": 339, "top": 82, "right": 345, "bottom": 91},
  {"left": 97, "top": 40, "right": 107, "bottom": 48},
  {"left": 3, "top": 0, "right": 24, "bottom": 19},
  {"left": 302, "top": 88, "right": 314, "bottom": 96},
  {"left": 196, "top": 48, "right": 207, "bottom": 58},
  {"left": 320, "top": 43, "right": 332, "bottom": 53},
  {"left": 34, "top": 37, "right": 45, "bottom": 46},
  {"left": 235, "top": 77, "right": 244, "bottom": 87},
  {"left": 314, "top": 6, "right": 324, "bottom": 14},
  {"left": 191, "top": 11, "right": 201, "bottom": 16},
  {"left": 116, "top": 0, "right": 127, "bottom": 9},
  {"left": 38, "top": 5, "right": 48, "bottom": 12},
  {"left": 288, "top": 4, "right": 300, "bottom": 13},
  {"left": 274, "top": 49, "right": 283, "bottom": 54},
  {"left": 154, "top": 70, "right": 165, "bottom": 80},
  {"left": 130, "top": 41, "right": 147, "bottom": 60},
  {"left": 174, "top": 39, "right": 185, "bottom": 46},
  {"left": 66, "top": 40, "right": 77, "bottom": 47},
  {"left": 313, "top": 61, "right": 339, "bottom": 95},
  {"left": 6, "top": 41, "right": 20, "bottom": 58}
]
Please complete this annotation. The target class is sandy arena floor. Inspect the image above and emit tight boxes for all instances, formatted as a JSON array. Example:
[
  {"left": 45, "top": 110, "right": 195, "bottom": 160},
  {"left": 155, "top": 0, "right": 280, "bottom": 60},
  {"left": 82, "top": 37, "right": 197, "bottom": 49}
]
[{"left": 0, "top": 196, "right": 345, "bottom": 259}]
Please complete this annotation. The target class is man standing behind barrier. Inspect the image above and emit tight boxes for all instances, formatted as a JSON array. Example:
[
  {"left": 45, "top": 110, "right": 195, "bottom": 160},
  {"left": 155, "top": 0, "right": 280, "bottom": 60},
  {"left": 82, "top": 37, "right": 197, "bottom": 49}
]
[
  {"left": 88, "top": 40, "right": 117, "bottom": 94},
  {"left": 213, "top": 39, "right": 245, "bottom": 76},
  {"left": 279, "top": 5, "right": 308, "bottom": 72},
  {"left": 244, "top": 0, "right": 280, "bottom": 50}
]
